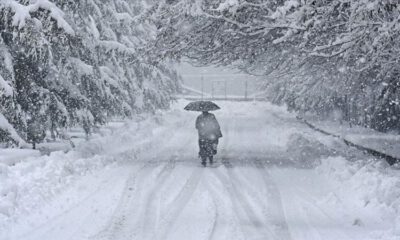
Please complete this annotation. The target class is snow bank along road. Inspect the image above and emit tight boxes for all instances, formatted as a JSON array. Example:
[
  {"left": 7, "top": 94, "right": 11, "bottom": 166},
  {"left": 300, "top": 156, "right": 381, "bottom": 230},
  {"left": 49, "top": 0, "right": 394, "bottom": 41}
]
[{"left": 2, "top": 101, "right": 399, "bottom": 240}]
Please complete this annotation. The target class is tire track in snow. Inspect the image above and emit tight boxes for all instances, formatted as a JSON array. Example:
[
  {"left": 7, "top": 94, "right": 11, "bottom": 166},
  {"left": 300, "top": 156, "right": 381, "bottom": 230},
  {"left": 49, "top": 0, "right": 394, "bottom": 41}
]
[
  {"left": 212, "top": 166, "right": 276, "bottom": 239},
  {"left": 219, "top": 112, "right": 292, "bottom": 239},
  {"left": 206, "top": 194, "right": 219, "bottom": 240},
  {"left": 155, "top": 167, "right": 205, "bottom": 240},
  {"left": 213, "top": 116, "right": 262, "bottom": 239},
  {"left": 252, "top": 159, "right": 293, "bottom": 240},
  {"left": 65, "top": 166, "right": 144, "bottom": 240},
  {"left": 134, "top": 158, "right": 177, "bottom": 240},
  {"left": 90, "top": 161, "right": 157, "bottom": 240},
  {"left": 203, "top": 170, "right": 244, "bottom": 240},
  {"left": 91, "top": 113, "right": 196, "bottom": 240},
  {"left": 223, "top": 117, "right": 274, "bottom": 238}
]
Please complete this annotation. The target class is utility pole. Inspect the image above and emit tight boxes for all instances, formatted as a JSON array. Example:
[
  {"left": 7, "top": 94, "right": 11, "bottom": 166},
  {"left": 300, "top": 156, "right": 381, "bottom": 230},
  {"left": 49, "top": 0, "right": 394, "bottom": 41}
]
[
  {"left": 201, "top": 75, "right": 204, "bottom": 100},
  {"left": 225, "top": 80, "right": 227, "bottom": 101},
  {"left": 211, "top": 81, "right": 214, "bottom": 100},
  {"left": 244, "top": 79, "right": 248, "bottom": 100}
]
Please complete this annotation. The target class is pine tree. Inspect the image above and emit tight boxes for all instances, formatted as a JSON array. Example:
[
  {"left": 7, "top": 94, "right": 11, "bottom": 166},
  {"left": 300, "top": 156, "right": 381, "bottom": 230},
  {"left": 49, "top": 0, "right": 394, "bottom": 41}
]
[{"left": 0, "top": 0, "right": 180, "bottom": 147}]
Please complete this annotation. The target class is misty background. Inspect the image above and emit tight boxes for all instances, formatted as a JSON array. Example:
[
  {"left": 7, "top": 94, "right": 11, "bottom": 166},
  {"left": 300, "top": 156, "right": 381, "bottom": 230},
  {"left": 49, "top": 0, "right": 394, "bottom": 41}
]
[{"left": 176, "top": 63, "right": 259, "bottom": 97}]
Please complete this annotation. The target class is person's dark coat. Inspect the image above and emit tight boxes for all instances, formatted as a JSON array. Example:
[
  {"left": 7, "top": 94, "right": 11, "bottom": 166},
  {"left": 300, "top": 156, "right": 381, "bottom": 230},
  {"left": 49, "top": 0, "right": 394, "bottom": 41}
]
[
  {"left": 196, "top": 112, "right": 222, "bottom": 159},
  {"left": 195, "top": 112, "right": 222, "bottom": 140}
]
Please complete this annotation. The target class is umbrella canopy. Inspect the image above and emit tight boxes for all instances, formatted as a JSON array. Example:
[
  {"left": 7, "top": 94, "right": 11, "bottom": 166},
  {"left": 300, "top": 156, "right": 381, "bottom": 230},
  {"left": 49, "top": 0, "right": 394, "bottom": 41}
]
[{"left": 184, "top": 101, "right": 221, "bottom": 112}]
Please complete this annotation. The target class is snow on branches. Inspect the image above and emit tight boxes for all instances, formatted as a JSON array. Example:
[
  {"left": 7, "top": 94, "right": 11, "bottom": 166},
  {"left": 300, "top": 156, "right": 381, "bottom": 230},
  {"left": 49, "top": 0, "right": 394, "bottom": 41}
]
[
  {"left": 0, "top": 0, "right": 74, "bottom": 34},
  {"left": 0, "top": 74, "right": 12, "bottom": 97},
  {"left": 0, "top": 0, "right": 180, "bottom": 146},
  {"left": 152, "top": 0, "right": 400, "bottom": 132}
]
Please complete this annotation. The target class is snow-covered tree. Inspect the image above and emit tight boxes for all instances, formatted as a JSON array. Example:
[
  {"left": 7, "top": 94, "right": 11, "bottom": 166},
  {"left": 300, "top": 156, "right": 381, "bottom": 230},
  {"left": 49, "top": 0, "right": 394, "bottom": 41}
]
[
  {"left": 0, "top": 0, "right": 180, "bottom": 147},
  {"left": 151, "top": 0, "right": 400, "bottom": 131}
]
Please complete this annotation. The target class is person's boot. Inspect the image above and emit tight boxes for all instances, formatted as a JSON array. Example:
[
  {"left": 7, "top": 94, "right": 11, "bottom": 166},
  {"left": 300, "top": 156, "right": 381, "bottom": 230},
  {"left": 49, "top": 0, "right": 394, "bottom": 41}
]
[
  {"left": 209, "top": 156, "right": 214, "bottom": 165},
  {"left": 201, "top": 157, "right": 207, "bottom": 167}
]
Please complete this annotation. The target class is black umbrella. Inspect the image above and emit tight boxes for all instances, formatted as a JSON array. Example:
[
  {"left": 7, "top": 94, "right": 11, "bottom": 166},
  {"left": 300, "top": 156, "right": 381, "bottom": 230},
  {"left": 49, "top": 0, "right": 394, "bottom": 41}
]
[{"left": 184, "top": 101, "right": 221, "bottom": 112}]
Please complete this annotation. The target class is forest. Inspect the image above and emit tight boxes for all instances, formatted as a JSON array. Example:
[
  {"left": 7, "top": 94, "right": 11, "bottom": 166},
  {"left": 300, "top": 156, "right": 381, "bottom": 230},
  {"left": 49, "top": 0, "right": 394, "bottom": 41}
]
[
  {"left": 1, "top": 0, "right": 400, "bottom": 147},
  {"left": 152, "top": 0, "right": 400, "bottom": 132},
  {"left": 0, "top": 0, "right": 181, "bottom": 146}
]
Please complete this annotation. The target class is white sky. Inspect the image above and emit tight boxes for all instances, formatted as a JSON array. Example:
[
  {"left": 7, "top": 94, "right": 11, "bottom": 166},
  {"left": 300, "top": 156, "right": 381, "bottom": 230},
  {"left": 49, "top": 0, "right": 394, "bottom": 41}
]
[{"left": 175, "top": 62, "right": 260, "bottom": 97}]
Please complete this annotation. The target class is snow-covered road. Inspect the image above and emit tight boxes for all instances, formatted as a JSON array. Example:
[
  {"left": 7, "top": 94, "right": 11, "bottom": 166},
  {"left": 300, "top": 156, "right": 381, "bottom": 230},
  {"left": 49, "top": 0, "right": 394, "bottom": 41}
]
[{"left": 2, "top": 101, "right": 399, "bottom": 240}]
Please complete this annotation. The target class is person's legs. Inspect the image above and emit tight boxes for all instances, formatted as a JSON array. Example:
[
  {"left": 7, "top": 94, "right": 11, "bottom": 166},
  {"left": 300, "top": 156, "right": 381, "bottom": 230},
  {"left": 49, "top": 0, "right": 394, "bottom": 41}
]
[
  {"left": 212, "top": 139, "right": 219, "bottom": 155},
  {"left": 202, "top": 140, "right": 215, "bottom": 165},
  {"left": 199, "top": 139, "right": 207, "bottom": 167},
  {"left": 199, "top": 139, "right": 218, "bottom": 167}
]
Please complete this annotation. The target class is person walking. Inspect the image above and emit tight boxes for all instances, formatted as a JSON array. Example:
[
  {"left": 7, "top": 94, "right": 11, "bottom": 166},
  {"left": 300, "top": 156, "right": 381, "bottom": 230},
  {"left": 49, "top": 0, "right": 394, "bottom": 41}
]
[
  {"left": 184, "top": 100, "right": 222, "bottom": 167},
  {"left": 196, "top": 111, "right": 222, "bottom": 167}
]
